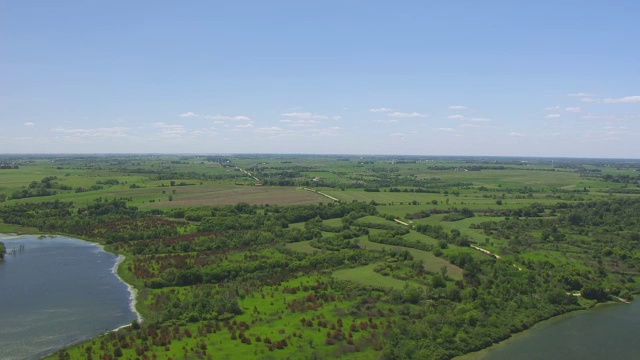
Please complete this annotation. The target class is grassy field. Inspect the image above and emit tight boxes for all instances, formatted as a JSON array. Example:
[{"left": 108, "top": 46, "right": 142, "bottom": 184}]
[
  {"left": 285, "top": 240, "right": 320, "bottom": 253},
  {"left": 333, "top": 263, "right": 419, "bottom": 290},
  {"left": 3, "top": 154, "right": 640, "bottom": 360},
  {"left": 57, "top": 276, "right": 395, "bottom": 359},
  {"left": 358, "top": 239, "right": 463, "bottom": 279},
  {"left": 145, "top": 185, "right": 328, "bottom": 207}
]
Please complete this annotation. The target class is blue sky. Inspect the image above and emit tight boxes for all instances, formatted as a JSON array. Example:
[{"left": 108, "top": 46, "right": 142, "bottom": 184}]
[{"left": 2, "top": 1, "right": 639, "bottom": 157}]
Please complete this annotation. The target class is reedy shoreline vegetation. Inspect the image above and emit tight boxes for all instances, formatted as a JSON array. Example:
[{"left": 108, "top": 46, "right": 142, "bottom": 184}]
[{"left": 0, "top": 154, "right": 638, "bottom": 359}]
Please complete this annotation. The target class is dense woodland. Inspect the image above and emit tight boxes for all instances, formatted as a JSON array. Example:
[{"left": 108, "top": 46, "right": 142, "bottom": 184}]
[{"left": 0, "top": 155, "right": 639, "bottom": 360}]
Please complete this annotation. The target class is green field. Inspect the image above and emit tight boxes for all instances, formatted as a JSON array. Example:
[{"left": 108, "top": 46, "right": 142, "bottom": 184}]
[
  {"left": 1, "top": 154, "right": 639, "bottom": 360},
  {"left": 333, "top": 263, "right": 420, "bottom": 290}
]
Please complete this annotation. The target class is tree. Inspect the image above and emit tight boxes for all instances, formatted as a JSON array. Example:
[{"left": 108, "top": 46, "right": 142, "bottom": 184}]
[{"left": 581, "top": 285, "right": 609, "bottom": 302}]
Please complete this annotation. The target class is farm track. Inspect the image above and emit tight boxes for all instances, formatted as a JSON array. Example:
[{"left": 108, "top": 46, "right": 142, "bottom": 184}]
[{"left": 302, "top": 188, "right": 339, "bottom": 202}]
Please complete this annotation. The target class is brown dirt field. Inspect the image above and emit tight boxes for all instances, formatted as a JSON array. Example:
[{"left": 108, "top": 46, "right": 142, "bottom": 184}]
[{"left": 144, "top": 186, "right": 328, "bottom": 207}]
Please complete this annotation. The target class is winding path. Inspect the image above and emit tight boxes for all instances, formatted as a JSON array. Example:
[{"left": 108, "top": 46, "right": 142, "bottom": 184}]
[
  {"left": 470, "top": 245, "right": 523, "bottom": 271},
  {"left": 235, "top": 167, "right": 260, "bottom": 182},
  {"left": 302, "top": 188, "right": 339, "bottom": 202}
]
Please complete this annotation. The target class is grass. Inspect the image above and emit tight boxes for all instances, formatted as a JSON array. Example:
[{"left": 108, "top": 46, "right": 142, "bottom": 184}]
[
  {"left": 287, "top": 222, "right": 306, "bottom": 230},
  {"left": 358, "top": 239, "right": 463, "bottom": 279},
  {"left": 0, "top": 223, "right": 40, "bottom": 235},
  {"left": 54, "top": 276, "right": 392, "bottom": 360},
  {"left": 355, "top": 215, "right": 397, "bottom": 226},
  {"left": 144, "top": 185, "right": 329, "bottom": 207},
  {"left": 285, "top": 241, "right": 320, "bottom": 254},
  {"left": 7, "top": 155, "right": 640, "bottom": 360},
  {"left": 333, "top": 263, "right": 417, "bottom": 290}
]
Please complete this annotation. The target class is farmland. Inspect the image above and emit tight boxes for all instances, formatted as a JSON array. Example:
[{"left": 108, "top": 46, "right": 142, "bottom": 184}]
[{"left": 1, "top": 154, "right": 639, "bottom": 359}]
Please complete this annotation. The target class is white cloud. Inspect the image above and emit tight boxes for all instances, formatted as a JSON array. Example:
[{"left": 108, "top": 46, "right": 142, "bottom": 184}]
[
  {"left": 567, "top": 92, "right": 592, "bottom": 97},
  {"left": 179, "top": 112, "right": 251, "bottom": 121},
  {"left": 235, "top": 123, "right": 254, "bottom": 129},
  {"left": 255, "top": 126, "right": 301, "bottom": 138},
  {"left": 581, "top": 114, "right": 615, "bottom": 121},
  {"left": 281, "top": 112, "right": 329, "bottom": 120},
  {"left": 152, "top": 123, "right": 189, "bottom": 138},
  {"left": 447, "top": 115, "right": 464, "bottom": 120},
  {"left": 309, "top": 126, "right": 342, "bottom": 138},
  {"left": 51, "top": 127, "right": 132, "bottom": 139},
  {"left": 437, "top": 128, "right": 455, "bottom": 132},
  {"left": 459, "top": 124, "right": 481, "bottom": 128},
  {"left": 24, "top": 122, "right": 35, "bottom": 126},
  {"left": 369, "top": 108, "right": 393, "bottom": 113},
  {"left": 388, "top": 112, "right": 427, "bottom": 118},
  {"left": 544, "top": 106, "right": 561, "bottom": 111},
  {"left": 448, "top": 105, "right": 466, "bottom": 109},
  {"left": 565, "top": 107, "right": 581, "bottom": 112},
  {"left": 581, "top": 114, "right": 640, "bottom": 122},
  {"left": 256, "top": 126, "right": 286, "bottom": 134},
  {"left": 373, "top": 119, "right": 399, "bottom": 124},
  {"left": 153, "top": 122, "right": 181, "bottom": 128},
  {"left": 509, "top": 132, "right": 525, "bottom": 137},
  {"left": 208, "top": 115, "right": 250, "bottom": 121},
  {"left": 545, "top": 114, "right": 561, "bottom": 119},
  {"left": 280, "top": 119, "right": 319, "bottom": 127},
  {"left": 469, "top": 117, "right": 491, "bottom": 122},
  {"left": 602, "top": 96, "right": 640, "bottom": 104}
]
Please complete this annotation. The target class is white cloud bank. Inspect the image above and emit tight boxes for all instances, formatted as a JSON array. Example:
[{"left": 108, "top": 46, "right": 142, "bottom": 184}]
[
  {"left": 180, "top": 112, "right": 251, "bottom": 121},
  {"left": 388, "top": 112, "right": 427, "bottom": 118},
  {"left": 602, "top": 96, "right": 640, "bottom": 104}
]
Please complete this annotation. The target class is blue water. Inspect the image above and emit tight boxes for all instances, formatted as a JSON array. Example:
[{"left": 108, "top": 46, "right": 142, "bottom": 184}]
[
  {"left": 464, "top": 300, "right": 640, "bottom": 360},
  {"left": 0, "top": 235, "right": 138, "bottom": 360}
]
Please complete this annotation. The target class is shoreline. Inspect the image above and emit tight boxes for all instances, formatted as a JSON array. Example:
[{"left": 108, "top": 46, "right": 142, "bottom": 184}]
[
  {"left": 111, "top": 254, "right": 143, "bottom": 324},
  {"left": 0, "top": 233, "right": 143, "bottom": 358},
  {"left": 454, "top": 299, "right": 636, "bottom": 360},
  {"left": 2, "top": 232, "right": 143, "bottom": 326}
]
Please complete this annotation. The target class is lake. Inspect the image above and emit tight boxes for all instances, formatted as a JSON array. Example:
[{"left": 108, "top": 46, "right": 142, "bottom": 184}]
[
  {"left": 0, "top": 235, "right": 138, "bottom": 360},
  {"left": 460, "top": 299, "right": 640, "bottom": 360}
]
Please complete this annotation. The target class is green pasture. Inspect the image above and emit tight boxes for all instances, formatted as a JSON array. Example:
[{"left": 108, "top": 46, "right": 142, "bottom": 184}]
[
  {"left": 56, "top": 276, "right": 393, "bottom": 359},
  {"left": 333, "top": 263, "right": 418, "bottom": 290},
  {"left": 358, "top": 239, "right": 463, "bottom": 279},
  {"left": 285, "top": 240, "right": 320, "bottom": 254}
]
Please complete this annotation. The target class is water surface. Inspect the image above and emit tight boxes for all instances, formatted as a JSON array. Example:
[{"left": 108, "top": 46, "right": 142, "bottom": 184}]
[
  {"left": 0, "top": 235, "right": 137, "bottom": 360},
  {"left": 464, "top": 300, "right": 640, "bottom": 360}
]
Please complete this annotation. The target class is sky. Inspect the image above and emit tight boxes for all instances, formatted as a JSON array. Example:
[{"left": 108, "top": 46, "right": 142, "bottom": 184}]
[{"left": 2, "top": 1, "right": 640, "bottom": 157}]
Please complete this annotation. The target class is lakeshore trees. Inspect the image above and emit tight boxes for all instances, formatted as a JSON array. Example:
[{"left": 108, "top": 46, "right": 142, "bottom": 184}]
[
  {"left": 0, "top": 197, "right": 625, "bottom": 359},
  {"left": 0, "top": 155, "right": 637, "bottom": 359}
]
